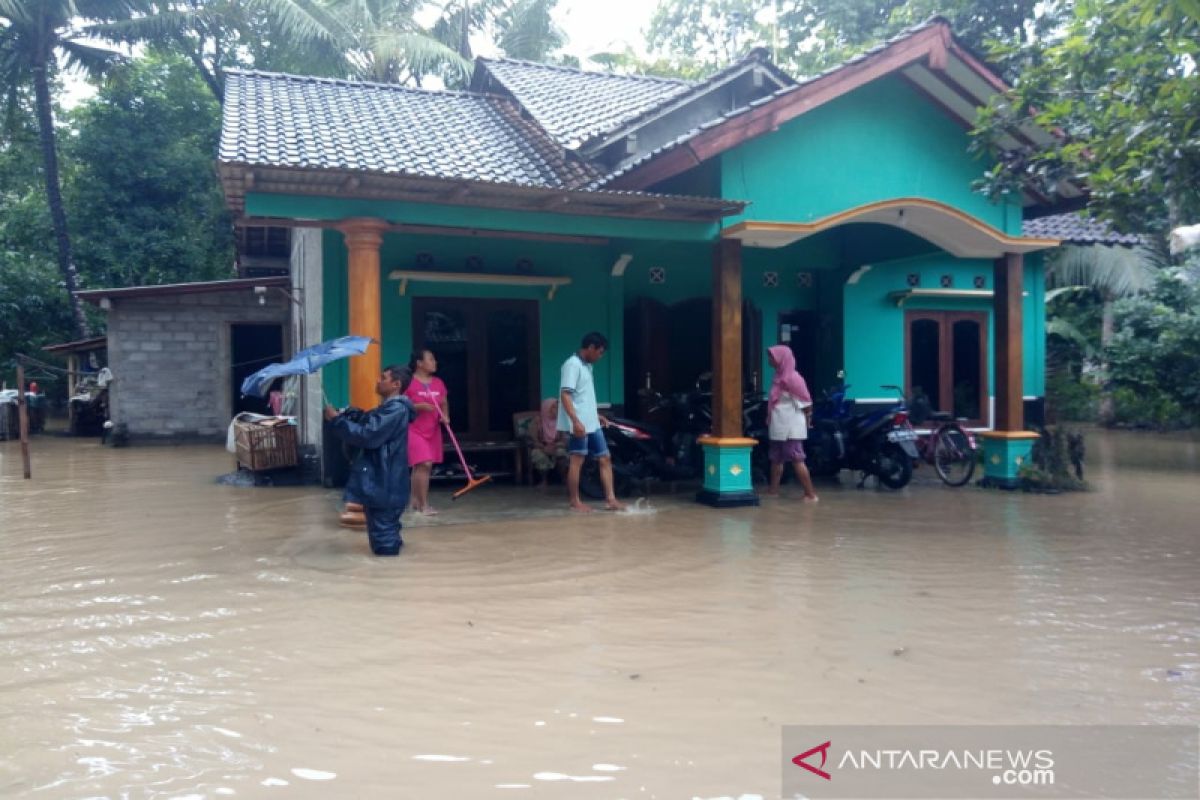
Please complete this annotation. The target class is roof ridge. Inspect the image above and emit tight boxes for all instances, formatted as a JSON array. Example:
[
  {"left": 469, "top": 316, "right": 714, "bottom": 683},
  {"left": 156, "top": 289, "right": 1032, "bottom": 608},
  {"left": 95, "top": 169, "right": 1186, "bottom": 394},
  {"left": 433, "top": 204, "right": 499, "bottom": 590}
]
[
  {"left": 573, "top": 47, "right": 796, "bottom": 150},
  {"left": 477, "top": 56, "right": 694, "bottom": 86},
  {"left": 224, "top": 68, "right": 490, "bottom": 100}
]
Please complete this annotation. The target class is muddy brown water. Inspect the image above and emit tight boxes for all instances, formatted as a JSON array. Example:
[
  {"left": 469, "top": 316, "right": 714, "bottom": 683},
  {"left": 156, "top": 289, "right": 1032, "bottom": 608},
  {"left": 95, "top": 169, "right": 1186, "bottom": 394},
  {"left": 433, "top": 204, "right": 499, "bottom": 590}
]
[{"left": 2, "top": 431, "right": 1198, "bottom": 798}]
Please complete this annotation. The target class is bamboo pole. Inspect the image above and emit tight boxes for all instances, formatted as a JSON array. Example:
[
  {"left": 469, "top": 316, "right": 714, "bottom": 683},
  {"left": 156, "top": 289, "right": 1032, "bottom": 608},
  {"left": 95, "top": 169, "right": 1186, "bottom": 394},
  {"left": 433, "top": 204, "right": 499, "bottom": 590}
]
[{"left": 16, "top": 364, "right": 31, "bottom": 479}]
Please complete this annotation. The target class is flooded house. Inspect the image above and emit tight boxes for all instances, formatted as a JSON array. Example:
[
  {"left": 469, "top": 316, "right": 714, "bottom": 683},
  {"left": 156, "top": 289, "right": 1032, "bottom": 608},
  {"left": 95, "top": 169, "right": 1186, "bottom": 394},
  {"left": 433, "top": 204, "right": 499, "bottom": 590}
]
[{"left": 86, "top": 17, "right": 1106, "bottom": 495}]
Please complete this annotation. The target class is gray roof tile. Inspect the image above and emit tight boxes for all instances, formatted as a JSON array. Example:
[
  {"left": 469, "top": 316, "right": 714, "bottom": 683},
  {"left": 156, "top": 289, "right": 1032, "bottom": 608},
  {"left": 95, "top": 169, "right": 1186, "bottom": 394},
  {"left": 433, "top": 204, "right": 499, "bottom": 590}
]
[
  {"left": 220, "top": 70, "right": 597, "bottom": 189},
  {"left": 475, "top": 58, "right": 694, "bottom": 150},
  {"left": 1022, "top": 213, "right": 1143, "bottom": 246}
]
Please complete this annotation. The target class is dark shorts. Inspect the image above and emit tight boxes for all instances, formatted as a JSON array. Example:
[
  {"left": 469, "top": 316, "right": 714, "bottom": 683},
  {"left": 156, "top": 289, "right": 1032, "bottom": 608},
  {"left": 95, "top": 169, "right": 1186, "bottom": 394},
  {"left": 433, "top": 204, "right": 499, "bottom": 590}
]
[
  {"left": 769, "top": 439, "right": 807, "bottom": 464},
  {"left": 567, "top": 429, "right": 609, "bottom": 458}
]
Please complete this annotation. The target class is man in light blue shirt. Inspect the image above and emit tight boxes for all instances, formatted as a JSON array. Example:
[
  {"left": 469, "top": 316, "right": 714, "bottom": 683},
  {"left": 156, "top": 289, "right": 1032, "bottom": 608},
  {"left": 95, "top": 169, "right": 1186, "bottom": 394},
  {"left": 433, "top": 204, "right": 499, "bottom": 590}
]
[{"left": 558, "top": 331, "right": 624, "bottom": 512}]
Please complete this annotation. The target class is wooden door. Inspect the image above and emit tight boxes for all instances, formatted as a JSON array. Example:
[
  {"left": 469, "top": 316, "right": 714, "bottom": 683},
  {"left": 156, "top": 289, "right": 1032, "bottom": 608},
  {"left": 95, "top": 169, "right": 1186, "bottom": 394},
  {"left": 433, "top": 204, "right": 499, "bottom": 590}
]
[
  {"left": 412, "top": 298, "right": 540, "bottom": 440},
  {"left": 625, "top": 298, "right": 672, "bottom": 420},
  {"left": 904, "top": 310, "right": 988, "bottom": 426}
]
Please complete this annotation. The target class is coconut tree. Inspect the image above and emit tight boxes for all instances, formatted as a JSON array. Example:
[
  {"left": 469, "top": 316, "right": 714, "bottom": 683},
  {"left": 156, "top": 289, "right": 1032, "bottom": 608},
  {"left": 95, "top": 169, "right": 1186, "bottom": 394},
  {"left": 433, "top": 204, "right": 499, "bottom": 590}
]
[
  {"left": 1046, "top": 242, "right": 1161, "bottom": 423},
  {"left": 0, "top": 0, "right": 138, "bottom": 339},
  {"left": 328, "top": 0, "right": 470, "bottom": 86}
]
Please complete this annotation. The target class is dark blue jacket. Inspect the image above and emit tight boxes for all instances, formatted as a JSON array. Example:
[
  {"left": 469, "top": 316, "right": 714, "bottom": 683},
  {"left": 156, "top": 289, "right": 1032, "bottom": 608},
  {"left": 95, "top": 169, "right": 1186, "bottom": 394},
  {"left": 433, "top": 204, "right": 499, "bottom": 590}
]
[{"left": 331, "top": 396, "right": 414, "bottom": 509}]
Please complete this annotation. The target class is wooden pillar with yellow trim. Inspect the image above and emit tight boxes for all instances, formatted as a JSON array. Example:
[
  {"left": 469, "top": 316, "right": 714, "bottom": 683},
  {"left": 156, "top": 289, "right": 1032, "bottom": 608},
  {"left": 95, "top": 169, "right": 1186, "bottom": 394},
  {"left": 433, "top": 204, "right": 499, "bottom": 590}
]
[
  {"left": 339, "top": 218, "right": 388, "bottom": 410},
  {"left": 980, "top": 251, "right": 1038, "bottom": 488},
  {"left": 697, "top": 238, "right": 759, "bottom": 507}
]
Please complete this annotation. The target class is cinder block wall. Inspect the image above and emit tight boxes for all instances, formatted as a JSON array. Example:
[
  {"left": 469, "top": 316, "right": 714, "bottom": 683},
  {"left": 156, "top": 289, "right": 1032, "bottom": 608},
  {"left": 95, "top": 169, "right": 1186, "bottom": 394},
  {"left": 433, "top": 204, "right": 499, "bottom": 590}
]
[{"left": 106, "top": 291, "right": 290, "bottom": 441}]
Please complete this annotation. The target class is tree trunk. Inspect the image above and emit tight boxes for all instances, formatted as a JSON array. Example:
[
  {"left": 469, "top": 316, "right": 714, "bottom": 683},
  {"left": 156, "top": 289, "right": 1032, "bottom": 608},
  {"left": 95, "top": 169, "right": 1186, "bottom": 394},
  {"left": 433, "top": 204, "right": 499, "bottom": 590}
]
[
  {"left": 1097, "top": 291, "right": 1115, "bottom": 425},
  {"left": 32, "top": 59, "right": 90, "bottom": 340}
]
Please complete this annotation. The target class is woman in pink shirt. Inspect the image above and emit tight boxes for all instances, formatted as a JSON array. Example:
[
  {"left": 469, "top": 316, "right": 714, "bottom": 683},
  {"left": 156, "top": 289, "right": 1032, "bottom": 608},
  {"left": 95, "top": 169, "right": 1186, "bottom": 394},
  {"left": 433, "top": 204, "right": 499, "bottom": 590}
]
[{"left": 405, "top": 348, "right": 449, "bottom": 515}]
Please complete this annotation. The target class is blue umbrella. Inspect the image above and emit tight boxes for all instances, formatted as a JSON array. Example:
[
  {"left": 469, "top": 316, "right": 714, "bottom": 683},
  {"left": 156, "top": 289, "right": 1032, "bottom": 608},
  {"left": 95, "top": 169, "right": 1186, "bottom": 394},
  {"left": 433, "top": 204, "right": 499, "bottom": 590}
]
[{"left": 240, "top": 335, "right": 373, "bottom": 398}]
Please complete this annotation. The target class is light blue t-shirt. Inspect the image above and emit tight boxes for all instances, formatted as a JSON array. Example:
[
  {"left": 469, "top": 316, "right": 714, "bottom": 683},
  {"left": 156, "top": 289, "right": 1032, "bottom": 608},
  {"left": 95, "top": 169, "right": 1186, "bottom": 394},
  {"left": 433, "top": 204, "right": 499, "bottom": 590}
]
[{"left": 557, "top": 353, "right": 600, "bottom": 434}]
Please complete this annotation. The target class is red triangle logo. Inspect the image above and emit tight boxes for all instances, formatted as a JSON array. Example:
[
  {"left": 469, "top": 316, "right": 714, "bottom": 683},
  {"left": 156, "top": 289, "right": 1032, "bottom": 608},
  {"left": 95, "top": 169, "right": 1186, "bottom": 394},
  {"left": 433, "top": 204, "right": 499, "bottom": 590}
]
[{"left": 792, "top": 740, "right": 832, "bottom": 780}]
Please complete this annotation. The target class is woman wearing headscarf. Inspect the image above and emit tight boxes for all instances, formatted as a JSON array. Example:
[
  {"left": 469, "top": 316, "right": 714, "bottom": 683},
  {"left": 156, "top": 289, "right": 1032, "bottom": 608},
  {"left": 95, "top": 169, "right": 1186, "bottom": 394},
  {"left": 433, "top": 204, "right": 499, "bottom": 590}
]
[
  {"left": 766, "top": 344, "right": 819, "bottom": 501},
  {"left": 529, "top": 397, "right": 566, "bottom": 487}
]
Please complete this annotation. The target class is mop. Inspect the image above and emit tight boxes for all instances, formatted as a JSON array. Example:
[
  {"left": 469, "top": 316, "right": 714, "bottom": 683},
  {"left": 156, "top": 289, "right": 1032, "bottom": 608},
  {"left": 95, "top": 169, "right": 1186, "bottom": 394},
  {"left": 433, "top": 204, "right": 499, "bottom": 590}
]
[{"left": 435, "top": 403, "right": 492, "bottom": 500}]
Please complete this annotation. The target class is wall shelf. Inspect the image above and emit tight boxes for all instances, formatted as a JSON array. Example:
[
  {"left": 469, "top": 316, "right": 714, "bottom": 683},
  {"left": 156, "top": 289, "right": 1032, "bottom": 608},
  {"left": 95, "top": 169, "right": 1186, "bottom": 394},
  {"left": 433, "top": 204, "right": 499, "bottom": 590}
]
[{"left": 388, "top": 270, "right": 572, "bottom": 300}]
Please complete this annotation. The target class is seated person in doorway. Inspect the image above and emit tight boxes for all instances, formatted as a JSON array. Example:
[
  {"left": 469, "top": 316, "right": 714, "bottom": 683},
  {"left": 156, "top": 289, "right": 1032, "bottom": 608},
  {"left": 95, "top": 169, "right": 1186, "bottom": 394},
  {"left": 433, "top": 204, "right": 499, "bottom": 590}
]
[
  {"left": 530, "top": 397, "right": 567, "bottom": 487},
  {"left": 323, "top": 365, "right": 415, "bottom": 556},
  {"left": 558, "top": 332, "right": 625, "bottom": 513}
]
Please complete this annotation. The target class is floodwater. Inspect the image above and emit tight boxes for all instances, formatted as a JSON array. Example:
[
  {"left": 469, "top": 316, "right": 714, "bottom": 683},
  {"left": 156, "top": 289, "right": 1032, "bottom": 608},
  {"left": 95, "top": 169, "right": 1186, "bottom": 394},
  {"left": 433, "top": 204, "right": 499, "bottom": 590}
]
[{"left": 1, "top": 430, "right": 1198, "bottom": 799}]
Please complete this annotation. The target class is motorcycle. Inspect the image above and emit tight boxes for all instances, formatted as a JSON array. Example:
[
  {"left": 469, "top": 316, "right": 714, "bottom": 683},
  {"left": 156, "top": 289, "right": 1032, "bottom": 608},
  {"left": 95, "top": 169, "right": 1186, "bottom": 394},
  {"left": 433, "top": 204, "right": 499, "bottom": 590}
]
[
  {"left": 803, "top": 382, "right": 919, "bottom": 489},
  {"left": 578, "top": 386, "right": 708, "bottom": 499}
]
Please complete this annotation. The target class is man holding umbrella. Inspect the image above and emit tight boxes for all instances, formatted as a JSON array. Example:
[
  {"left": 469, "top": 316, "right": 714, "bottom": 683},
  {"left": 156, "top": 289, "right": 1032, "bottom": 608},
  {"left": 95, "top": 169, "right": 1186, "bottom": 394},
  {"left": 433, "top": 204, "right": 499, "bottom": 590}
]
[{"left": 323, "top": 365, "right": 415, "bottom": 557}]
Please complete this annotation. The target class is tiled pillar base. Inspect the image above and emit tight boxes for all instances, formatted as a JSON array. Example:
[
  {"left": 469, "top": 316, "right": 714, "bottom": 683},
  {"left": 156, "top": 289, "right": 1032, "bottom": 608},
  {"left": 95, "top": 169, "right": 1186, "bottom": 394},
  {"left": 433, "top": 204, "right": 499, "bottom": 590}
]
[
  {"left": 979, "top": 431, "right": 1039, "bottom": 490},
  {"left": 696, "top": 437, "right": 760, "bottom": 508}
]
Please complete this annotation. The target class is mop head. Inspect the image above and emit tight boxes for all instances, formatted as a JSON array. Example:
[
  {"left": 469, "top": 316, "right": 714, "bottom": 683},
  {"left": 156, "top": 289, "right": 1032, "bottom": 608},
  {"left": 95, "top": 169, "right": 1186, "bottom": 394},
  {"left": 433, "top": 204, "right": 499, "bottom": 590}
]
[{"left": 452, "top": 474, "right": 493, "bottom": 500}]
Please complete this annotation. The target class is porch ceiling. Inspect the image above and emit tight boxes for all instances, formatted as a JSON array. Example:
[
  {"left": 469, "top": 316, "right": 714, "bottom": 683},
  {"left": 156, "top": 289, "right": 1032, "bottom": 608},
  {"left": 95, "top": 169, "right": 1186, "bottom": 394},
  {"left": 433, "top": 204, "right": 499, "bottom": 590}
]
[{"left": 722, "top": 197, "right": 1059, "bottom": 259}]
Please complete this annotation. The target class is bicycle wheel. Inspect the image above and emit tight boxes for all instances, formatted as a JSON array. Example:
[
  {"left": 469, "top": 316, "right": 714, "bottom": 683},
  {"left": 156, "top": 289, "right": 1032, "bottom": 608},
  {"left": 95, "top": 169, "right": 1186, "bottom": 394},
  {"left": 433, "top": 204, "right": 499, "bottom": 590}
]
[{"left": 933, "top": 424, "right": 976, "bottom": 487}]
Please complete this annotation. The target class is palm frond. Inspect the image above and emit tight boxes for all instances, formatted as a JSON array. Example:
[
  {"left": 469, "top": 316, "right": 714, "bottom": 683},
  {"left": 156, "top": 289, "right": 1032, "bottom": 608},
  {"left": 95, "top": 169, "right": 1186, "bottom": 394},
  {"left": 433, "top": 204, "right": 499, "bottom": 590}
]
[
  {"left": 1045, "top": 285, "right": 1091, "bottom": 303},
  {"left": 246, "top": 0, "right": 346, "bottom": 46},
  {"left": 1046, "top": 318, "right": 1097, "bottom": 358},
  {"left": 1046, "top": 243, "right": 1161, "bottom": 297},
  {"left": 59, "top": 38, "right": 125, "bottom": 78},
  {"left": 367, "top": 29, "right": 471, "bottom": 80},
  {"left": 497, "top": 0, "right": 563, "bottom": 61},
  {"left": 84, "top": 10, "right": 199, "bottom": 45}
]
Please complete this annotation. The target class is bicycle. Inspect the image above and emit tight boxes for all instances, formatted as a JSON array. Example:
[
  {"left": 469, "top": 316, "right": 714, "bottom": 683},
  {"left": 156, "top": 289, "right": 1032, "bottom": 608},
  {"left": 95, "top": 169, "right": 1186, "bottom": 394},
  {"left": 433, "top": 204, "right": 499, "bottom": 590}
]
[{"left": 881, "top": 386, "right": 978, "bottom": 487}]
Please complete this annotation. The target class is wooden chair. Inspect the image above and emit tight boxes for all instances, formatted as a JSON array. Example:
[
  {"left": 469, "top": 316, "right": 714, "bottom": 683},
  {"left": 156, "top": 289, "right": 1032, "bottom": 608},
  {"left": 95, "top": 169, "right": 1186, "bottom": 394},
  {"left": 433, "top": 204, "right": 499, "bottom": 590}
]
[{"left": 512, "top": 410, "right": 538, "bottom": 485}]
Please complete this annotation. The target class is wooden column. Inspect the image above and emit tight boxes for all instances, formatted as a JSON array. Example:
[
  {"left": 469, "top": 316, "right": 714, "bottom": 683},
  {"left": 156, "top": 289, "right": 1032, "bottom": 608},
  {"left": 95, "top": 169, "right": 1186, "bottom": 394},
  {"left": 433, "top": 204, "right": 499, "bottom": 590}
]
[
  {"left": 712, "top": 238, "right": 744, "bottom": 438},
  {"left": 993, "top": 251, "right": 1024, "bottom": 431},
  {"left": 339, "top": 218, "right": 388, "bottom": 410}
]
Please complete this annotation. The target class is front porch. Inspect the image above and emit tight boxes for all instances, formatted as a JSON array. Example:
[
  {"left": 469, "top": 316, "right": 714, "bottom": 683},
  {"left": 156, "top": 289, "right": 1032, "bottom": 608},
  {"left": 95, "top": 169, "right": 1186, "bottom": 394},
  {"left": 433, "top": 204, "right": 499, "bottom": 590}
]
[{"left": 264, "top": 193, "right": 1049, "bottom": 497}]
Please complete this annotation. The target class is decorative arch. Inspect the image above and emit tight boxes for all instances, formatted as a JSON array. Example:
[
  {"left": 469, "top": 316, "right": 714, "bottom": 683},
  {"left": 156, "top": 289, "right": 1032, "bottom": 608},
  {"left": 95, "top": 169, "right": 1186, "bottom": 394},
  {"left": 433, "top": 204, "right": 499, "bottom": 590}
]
[{"left": 722, "top": 197, "right": 1058, "bottom": 259}]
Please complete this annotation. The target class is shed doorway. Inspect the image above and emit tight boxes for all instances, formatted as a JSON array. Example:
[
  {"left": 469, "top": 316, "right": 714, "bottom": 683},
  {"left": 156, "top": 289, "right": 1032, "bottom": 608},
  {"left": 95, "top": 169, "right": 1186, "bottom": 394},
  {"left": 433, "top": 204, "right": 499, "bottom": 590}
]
[
  {"left": 231, "top": 324, "right": 284, "bottom": 416},
  {"left": 411, "top": 298, "right": 540, "bottom": 440}
]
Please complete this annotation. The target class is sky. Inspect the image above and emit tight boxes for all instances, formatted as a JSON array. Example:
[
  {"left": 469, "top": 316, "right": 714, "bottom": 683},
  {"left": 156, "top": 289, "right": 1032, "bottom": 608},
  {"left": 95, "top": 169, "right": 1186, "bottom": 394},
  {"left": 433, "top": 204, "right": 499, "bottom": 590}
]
[
  {"left": 62, "top": 0, "right": 658, "bottom": 107},
  {"left": 552, "top": 0, "right": 658, "bottom": 62}
]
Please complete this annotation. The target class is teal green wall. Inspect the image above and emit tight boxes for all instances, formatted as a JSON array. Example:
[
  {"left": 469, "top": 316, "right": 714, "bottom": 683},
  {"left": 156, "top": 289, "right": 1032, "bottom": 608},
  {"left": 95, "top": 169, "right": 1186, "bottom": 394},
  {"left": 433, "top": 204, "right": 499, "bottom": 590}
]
[
  {"left": 841, "top": 250, "right": 1045, "bottom": 406},
  {"left": 321, "top": 229, "right": 623, "bottom": 409},
  {"left": 719, "top": 76, "right": 1024, "bottom": 236}
]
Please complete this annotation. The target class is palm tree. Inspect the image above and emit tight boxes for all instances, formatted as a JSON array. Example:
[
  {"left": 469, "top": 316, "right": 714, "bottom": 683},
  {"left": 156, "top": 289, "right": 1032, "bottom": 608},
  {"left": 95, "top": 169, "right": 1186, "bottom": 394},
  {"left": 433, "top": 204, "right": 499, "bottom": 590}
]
[
  {"left": 1046, "top": 242, "right": 1160, "bottom": 423},
  {"left": 330, "top": 0, "right": 471, "bottom": 86},
  {"left": 0, "top": 0, "right": 135, "bottom": 339}
]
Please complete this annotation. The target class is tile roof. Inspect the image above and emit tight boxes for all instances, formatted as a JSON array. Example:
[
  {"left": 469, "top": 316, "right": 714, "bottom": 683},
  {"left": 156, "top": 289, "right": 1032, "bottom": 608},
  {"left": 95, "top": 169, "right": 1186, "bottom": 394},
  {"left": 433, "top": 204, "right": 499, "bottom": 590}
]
[
  {"left": 589, "top": 17, "right": 984, "bottom": 188},
  {"left": 220, "top": 70, "right": 597, "bottom": 189},
  {"left": 1022, "top": 213, "right": 1143, "bottom": 246},
  {"left": 474, "top": 57, "right": 695, "bottom": 150}
]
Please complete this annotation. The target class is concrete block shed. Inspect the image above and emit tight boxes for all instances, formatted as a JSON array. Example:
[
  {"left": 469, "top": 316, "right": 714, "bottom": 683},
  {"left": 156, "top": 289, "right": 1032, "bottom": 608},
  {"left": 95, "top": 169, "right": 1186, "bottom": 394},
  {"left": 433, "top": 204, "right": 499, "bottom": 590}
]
[{"left": 78, "top": 278, "right": 291, "bottom": 442}]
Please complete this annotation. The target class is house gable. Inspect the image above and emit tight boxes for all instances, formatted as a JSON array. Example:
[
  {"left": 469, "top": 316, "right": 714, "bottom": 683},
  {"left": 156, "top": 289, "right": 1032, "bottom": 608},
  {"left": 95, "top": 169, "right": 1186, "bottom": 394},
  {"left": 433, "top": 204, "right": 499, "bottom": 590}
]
[{"left": 718, "top": 75, "right": 1022, "bottom": 235}]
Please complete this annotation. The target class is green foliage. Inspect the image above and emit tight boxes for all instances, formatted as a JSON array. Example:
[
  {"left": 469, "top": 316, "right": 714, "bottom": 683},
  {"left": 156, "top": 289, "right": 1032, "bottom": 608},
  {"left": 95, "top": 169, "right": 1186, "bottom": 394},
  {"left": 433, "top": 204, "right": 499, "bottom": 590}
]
[
  {"left": 1105, "top": 268, "right": 1200, "bottom": 426},
  {"left": 1020, "top": 426, "right": 1088, "bottom": 492},
  {"left": 65, "top": 55, "right": 234, "bottom": 287},
  {"left": 644, "top": 0, "right": 1048, "bottom": 78},
  {"left": 973, "top": 0, "right": 1200, "bottom": 232},
  {"left": 1046, "top": 371, "right": 1099, "bottom": 422}
]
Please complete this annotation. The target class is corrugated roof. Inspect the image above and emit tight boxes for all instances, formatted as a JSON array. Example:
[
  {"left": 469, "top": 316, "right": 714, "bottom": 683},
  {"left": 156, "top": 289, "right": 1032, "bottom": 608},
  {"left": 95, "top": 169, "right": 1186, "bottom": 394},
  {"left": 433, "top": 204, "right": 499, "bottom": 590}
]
[
  {"left": 78, "top": 277, "right": 290, "bottom": 305},
  {"left": 1022, "top": 213, "right": 1143, "bottom": 246},
  {"left": 474, "top": 57, "right": 694, "bottom": 150},
  {"left": 220, "top": 70, "right": 597, "bottom": 189}
]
